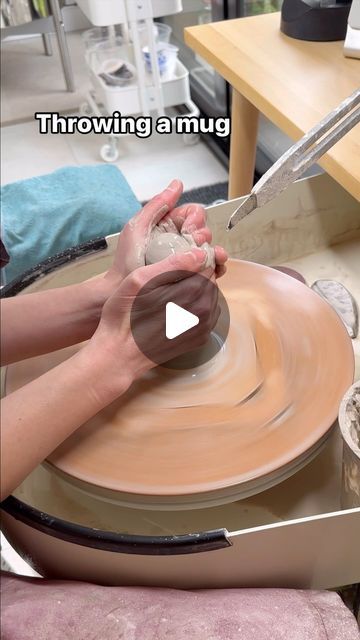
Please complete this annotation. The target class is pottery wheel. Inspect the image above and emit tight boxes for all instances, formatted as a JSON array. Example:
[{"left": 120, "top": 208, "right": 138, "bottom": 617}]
[{"left": 5, "top": 260, "right": 354, "bottom": 509}]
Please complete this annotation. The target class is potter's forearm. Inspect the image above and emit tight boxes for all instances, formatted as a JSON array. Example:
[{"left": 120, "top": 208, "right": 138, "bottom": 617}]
[
  {"left": 0, "top": 345, "right": 132, "bottom": 500},
  {"left": 1, "top": 278, "right": 113, "bottom": 365}
]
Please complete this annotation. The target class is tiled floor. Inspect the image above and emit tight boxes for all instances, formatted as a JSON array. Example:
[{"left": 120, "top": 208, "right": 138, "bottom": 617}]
[{"left": 1, "top": 118, "right": 228, "bottom": 202}]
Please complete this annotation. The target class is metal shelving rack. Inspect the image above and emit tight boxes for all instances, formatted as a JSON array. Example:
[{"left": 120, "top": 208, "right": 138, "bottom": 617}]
[{"left": 77, "top": 0, "right": 200, "bottom": 161}]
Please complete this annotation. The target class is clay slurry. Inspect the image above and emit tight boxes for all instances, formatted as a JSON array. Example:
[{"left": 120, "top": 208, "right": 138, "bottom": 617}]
[{"left": 130, "top": 270, "right": 230, "bottom": 370}]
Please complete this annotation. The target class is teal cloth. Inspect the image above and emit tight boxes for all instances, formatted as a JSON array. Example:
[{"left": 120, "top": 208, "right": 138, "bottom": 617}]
[{"left": 1, "top": 165, "right": 141, "bottom": 284}]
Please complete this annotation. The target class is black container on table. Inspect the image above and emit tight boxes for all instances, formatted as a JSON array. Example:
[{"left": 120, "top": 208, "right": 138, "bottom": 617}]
[{"left": 281, "top": 0, "right": 352, "bottom": 42}]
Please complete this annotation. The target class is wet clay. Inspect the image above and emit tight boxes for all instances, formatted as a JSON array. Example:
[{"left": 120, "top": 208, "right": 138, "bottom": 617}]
[
  {"left": 5, "top": 260, "right": 354, "bottom": 504},
  {"left": 145, "top": 229, "right": 215, "bottom": 269},
  {"left": 145, "top": 232, "right": 190, "bottom": 264}
]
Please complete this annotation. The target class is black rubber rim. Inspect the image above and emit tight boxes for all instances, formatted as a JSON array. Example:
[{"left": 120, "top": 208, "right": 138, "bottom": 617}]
[
  {"left": 1, "top": 237, "right": 108, "bottom": 298},
  {"left": 1, "top": 495, "right": 230, "bottom": 556}
]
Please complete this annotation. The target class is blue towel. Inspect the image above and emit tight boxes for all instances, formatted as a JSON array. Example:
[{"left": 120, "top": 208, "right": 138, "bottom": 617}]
[{"left": 1, "top": 165, "right": 141, "bottom": 284}]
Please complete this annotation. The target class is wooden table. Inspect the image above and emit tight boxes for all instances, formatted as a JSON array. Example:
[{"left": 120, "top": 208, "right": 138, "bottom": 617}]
[{"left": 185, "top": 13, "right": 360, "bottom": 201}]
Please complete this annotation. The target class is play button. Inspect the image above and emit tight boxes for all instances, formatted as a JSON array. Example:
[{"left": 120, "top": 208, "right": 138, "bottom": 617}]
[
  {"left": 166, "top": 302, "right": 199, "bottom": 339},
  {"left": 130, "top": 270, "right": 230, "bottom": 370}
]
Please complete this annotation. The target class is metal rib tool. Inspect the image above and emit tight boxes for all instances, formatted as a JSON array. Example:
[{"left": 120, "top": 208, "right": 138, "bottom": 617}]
[{"left": 227, "top": 88, "right": 360, "bottom": 230}]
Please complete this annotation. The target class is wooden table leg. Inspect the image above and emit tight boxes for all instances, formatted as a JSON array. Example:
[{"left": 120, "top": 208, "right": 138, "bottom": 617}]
[{"left": 228, "top": 89, "right": 259, "bottom": 200}]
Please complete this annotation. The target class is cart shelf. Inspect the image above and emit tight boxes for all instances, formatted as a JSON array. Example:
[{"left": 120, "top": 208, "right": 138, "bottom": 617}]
[
  {"left": 78, "top": 0, "right": 198, "bottom": 161},
  {"left": 77, "top": 0, "right": 183, "bottom": 27},
  {"left": 90, "top": 60, "right": 191, "bottom": 116}
]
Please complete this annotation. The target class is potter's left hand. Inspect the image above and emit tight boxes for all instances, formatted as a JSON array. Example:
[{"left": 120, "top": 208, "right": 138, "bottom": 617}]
[{"left": 105, "top": 179, "right": 228, "bottom": 288}]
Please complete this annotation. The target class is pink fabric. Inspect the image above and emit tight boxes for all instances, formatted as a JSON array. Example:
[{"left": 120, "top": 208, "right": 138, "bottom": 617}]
[{"left": 1, "top": 572, "right": 359, "bottom": 640}]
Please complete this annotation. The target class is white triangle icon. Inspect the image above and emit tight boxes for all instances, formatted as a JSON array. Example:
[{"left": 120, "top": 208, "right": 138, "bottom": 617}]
[{"left": 166, "top": 302, "right": 199, "bottom": 340}]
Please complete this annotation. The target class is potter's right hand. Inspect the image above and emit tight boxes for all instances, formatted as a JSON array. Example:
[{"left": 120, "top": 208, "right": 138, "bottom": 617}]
[{"left": 85, "top": 248, "right": 219, "bottom": 401}]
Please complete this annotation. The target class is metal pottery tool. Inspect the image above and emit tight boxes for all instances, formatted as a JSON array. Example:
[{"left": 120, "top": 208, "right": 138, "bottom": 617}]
[{"left": 227, "top": 89, "right": 360, "bottom": 230}]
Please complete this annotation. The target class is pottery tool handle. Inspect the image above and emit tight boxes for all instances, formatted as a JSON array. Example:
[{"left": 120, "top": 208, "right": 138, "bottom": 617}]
[{"left": 227, "top": 88, "right": 360, "bottom": 230}]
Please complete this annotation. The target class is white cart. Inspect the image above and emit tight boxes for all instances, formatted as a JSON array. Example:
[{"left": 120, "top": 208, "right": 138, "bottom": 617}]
[{"left": 77, "top": 0, "right": 200, "bottom": 161}]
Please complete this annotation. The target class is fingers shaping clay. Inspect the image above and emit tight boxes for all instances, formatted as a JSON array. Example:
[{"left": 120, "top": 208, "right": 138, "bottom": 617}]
[{"left": 145, "top": 228, "right": 215, "bottom": 269}]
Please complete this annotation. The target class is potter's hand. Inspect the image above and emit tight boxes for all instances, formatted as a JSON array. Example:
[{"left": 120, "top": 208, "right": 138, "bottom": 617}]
[
  {"left": 162, "top": 200, "right": 228, "bottom": 278},
  {"left": 87, "top": 248, "right": 219, "bottom": 395},
  {"left": 105, "top": 179, "right": 228, "bottom": 287}
]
